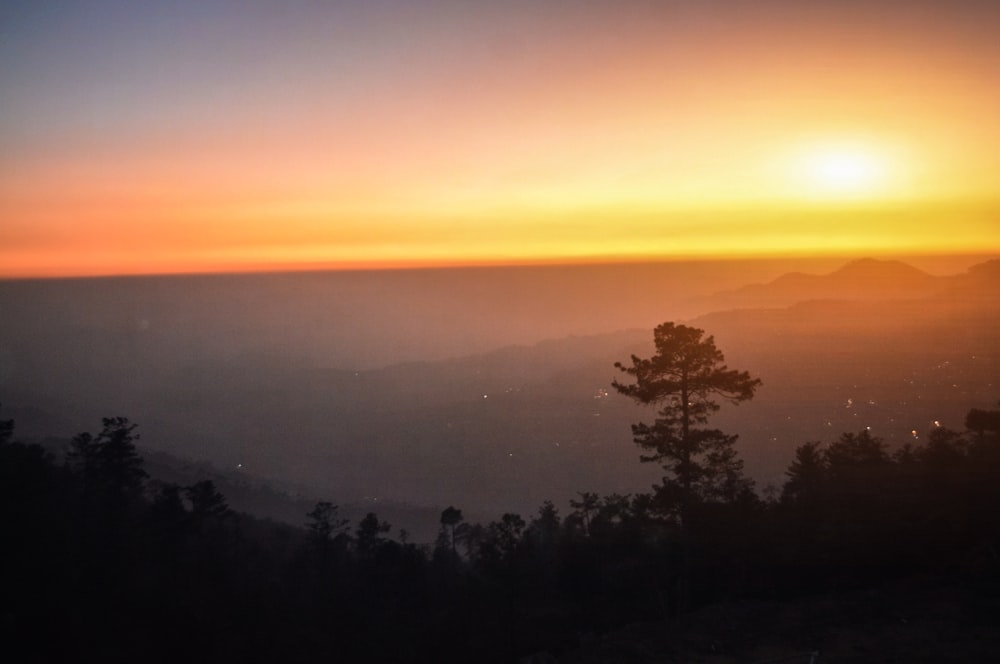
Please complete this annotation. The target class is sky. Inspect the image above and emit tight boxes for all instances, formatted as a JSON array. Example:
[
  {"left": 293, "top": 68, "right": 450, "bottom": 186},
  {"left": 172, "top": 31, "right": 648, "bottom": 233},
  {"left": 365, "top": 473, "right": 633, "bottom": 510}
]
[{"left": 2, "top": 0, "right": 999, "bottom": 277}]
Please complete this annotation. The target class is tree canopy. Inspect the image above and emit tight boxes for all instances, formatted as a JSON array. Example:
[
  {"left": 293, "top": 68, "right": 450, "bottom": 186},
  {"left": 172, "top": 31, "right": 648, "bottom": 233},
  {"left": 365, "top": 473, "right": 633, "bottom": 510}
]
[{"left": 613, "top": 322, "right": 761, "bottom": 517}]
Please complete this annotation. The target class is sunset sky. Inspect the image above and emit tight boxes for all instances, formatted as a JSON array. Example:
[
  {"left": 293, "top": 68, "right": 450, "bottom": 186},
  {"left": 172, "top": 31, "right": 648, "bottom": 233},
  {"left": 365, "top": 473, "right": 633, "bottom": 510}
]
[{"left": 2, "top": 0, "right": 999, "bottom": 277}]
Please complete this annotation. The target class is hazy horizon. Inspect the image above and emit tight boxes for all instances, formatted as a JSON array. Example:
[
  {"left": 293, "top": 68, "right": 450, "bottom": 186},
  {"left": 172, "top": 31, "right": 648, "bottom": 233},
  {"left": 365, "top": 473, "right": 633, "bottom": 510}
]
[
  {"left": 0, "top": 250, "right": 994, "bottom": 282},
  {"left": 3, "top": 254, "right": 996, "bottom": 525}
]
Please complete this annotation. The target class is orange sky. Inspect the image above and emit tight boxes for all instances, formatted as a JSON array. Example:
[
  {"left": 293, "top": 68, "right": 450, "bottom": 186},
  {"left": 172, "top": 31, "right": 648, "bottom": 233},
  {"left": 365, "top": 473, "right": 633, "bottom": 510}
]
[{"left": 2, "top": 1, "right": 998, "bottom": 277}]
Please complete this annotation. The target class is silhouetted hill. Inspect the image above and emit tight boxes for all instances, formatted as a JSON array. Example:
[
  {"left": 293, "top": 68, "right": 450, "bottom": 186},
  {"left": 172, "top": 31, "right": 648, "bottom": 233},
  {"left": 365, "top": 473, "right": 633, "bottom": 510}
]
[
  {"left": 828, "top": 256, "right": 934, "bottom": 284},
  {"left": 33, "top": 435, "right": 450, "bottom": 542},
  {"left": 944, "top": 257, "right": 1000, "bottom": 297},
  {"left": 698, "top": 257, "right": 950, "bottom": 310}
]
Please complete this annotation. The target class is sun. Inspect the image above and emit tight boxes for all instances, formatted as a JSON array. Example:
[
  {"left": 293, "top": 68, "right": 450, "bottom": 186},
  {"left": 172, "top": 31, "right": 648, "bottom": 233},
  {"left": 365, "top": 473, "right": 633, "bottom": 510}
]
[
  {"left": 787, "top": 141, "right": 892, "bottom": 201},
  {"left": 807, "top": 150, "right": 881, "bottom": 190}
]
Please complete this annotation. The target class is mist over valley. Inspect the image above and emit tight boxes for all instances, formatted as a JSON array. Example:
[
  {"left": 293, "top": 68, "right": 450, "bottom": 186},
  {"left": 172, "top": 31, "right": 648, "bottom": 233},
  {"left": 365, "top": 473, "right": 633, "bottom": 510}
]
[{"left": 2, "top": 256, "right": 996, "bottom": 536}]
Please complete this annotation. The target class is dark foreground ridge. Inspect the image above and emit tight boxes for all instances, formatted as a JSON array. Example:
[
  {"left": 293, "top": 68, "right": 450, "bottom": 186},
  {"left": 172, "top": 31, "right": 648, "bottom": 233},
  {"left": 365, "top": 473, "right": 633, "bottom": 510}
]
[{"left": 2, "top": 400, "right": 999, "bottom": 663}]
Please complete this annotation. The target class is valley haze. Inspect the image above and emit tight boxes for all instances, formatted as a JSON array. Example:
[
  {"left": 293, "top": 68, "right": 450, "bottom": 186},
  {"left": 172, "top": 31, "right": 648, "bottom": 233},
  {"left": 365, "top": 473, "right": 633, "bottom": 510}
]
[{"left": 1, "top": 256, "right": 996, "bottom": 538}]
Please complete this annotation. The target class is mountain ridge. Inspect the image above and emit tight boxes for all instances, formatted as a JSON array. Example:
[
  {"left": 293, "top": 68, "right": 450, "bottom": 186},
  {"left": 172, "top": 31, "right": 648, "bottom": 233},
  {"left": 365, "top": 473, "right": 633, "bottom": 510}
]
[{"left": 694, "top": 257, "right": 995, "bottom": 312}]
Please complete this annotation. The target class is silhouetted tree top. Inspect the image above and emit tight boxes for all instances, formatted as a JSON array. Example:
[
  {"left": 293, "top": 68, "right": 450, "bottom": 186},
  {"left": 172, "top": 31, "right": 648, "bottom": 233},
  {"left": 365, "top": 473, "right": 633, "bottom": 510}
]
[
  {"left": 440, "top": 506, "right": 463, "bottom": 528},
  {"left": 919, "top": 427, "right": 968, "bottom": 466},
  {"left": 528, "top": 500, "right": 560, "bottom": 537},
  {"left": 966, "top": 406, "right": 1000, "bottom": 435},
  {"left": 0, "top": 403, "right": 13, "bottom": 446},
  {"left": 613, "top": 322, "right": 761, "bottom": 409},
  {"left": 186, "top": 479, "right": 231, "bottom": 521},
  {"left": 489, "top": 513, "right": 526, "bottom": 562},
  {"left": 306, "top": 501, "right": 349, "bottom": 546},
  {"left": 149, "top": 482, "right": 187, "bottom": 522},
  {"left": 823, "top": 429, "right": 889, "bottom": 472},
  {"left": 67, "top": 431, "right": 97, "bottom": 478},
  {"left": 68, "top": 417, "right": 147, "bottom": 502},
  {"left": 612, "top": 323, "right": 760, "bottom": 515},
  {"left": 782, "top": 441, "right": 825, "bottom": 505},
  {"left": 569, "top": 492, "right": 600, "bottom": 536},
  {"left": 356, "top": 512, "right": 391, "bottom": 555},
  {"left": 439, "top": 506, "right": 464, "bottom": 554}
]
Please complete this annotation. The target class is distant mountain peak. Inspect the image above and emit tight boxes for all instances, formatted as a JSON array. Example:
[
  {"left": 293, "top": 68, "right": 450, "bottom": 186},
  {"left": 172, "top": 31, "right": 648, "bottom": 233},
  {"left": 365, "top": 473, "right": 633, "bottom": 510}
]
[
  {"left": 966, "top": 258, "right": 1000, "bottom": 278},
  {"left": 698, "top": 257, "right": 942, "bottom": 313},
  {"left": 829, "top": 258, "right": 932, "bottom": 282}
]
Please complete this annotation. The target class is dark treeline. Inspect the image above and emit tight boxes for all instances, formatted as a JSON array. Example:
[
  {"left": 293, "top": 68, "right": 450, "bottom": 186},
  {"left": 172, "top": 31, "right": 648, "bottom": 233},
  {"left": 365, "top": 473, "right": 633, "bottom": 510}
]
[{"left": 3, "top": 403, "right": 1000, "bottom": 662}]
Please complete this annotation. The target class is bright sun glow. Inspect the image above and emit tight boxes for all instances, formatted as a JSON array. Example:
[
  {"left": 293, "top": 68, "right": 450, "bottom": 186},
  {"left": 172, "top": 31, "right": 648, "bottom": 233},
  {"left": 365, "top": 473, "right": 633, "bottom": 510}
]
[
  {"left": 791, "top": 143, "right": 891, "bottom": 200},
  {"left": 808, "top": 151, "right": 881, "bottom": 190}
]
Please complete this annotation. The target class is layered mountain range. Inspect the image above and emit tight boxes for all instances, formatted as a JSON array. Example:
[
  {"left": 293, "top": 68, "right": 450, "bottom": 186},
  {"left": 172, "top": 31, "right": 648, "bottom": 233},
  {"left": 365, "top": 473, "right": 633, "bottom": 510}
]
[{"left": 2, "top": 257, "right": 996, "bottom": 534}]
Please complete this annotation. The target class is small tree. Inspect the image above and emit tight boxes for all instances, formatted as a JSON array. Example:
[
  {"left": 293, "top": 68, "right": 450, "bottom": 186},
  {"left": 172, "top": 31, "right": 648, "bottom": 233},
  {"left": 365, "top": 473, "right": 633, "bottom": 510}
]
[
  {"left": 356, "top": 512, "right": 391, "bottom": 557},
  {"left": 68, "top": 417, "right": 147, "bottom": 508},
  {"left": 68, "top": 432, "right": 99, "bottom": 489},
  {"left": 186, "top": 480, "right": 232, "bottom": 524},
  {"left": 966, "top": 406, "right": 1000, "bottom": 437},
  {"left": 306, "top": 501, "right": 349, "bottom": 549},
  {"left": 0, "top": 403, "right": 13, "bottom": 446},
  {"left": 147, "top": 482, "right": 189, "bottom": 554},
  {"left": 823, "top": 429, "right": 888, "bottom": 475},
  {"left": 613, "top": 322, "right": 761, "bottom": 521},
  {"left": 568, "top": 492, "right": 599, "bottom": 537},
  {"left": 526, "top": 501, "right": 560, "bottom": 551},
  {"left": 95, "top": 417, "right": 148, "bottom": 500},
  {"left": 438, "top": 506, "right": 464, "bottom": 555},
  {"left": 479, "top": 513, "right": 526, "bottom": 568},
  {"left": 782, "top": 441, "right": 826, "bottom": 506}
]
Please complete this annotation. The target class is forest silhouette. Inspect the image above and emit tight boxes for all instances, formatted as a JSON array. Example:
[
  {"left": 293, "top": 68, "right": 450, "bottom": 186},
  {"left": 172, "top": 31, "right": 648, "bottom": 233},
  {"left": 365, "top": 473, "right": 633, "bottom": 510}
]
[{"left": 3, "top": 322, "right": 999, "bottom": 662}]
